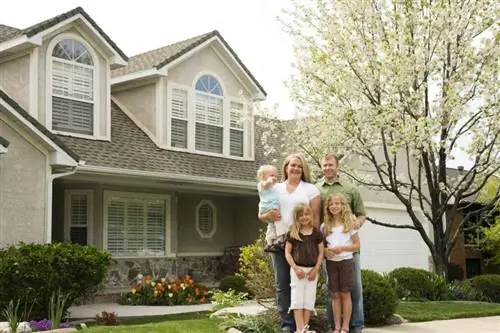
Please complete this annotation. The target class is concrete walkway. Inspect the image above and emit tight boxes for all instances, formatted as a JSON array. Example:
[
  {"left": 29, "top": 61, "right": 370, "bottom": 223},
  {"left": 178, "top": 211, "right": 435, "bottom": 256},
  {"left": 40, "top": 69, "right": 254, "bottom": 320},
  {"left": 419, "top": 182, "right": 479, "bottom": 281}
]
[{"left": 68, "top": 303, "right": 500, "bottom": 332}]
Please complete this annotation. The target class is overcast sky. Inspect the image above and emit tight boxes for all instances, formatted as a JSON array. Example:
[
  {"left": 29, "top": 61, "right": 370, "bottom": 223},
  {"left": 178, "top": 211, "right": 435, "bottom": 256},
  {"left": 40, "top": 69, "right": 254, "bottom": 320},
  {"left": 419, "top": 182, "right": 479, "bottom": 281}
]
[{"left": 2, "top": 0, "right": 474, "bottom": 168}]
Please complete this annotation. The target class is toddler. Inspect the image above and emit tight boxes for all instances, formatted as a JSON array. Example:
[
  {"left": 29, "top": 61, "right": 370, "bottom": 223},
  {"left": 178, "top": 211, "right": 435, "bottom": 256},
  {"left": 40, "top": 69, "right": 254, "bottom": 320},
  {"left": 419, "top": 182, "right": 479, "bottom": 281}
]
[{"left": 257, "top": 165, "right": 281, "bottom": 252}]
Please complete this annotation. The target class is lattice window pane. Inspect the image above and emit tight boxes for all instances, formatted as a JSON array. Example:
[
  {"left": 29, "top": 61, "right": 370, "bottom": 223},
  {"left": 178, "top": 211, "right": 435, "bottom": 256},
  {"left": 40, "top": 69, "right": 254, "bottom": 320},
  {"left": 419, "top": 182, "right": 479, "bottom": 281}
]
[
  {"left": 69, "top": 194, "right": 88, "bottom": 245},
  {"left": 146, "top": 201, "right": 165, "bottom": 253},
  {"left": 107, "top": 200, "right": 126, "bottom": 256},
  {"left": 195, "top": 123, "right": 223, "bottom": 154},
  {"left": 195, "top": 93, "right": 223, "bottom": 125},
  {"left": 171, "top": 89, "right": 187, "bottom": 118},
  {"left": 230, "top": 129, "right": 244, "bottom": 157},
  {"left": 52, "top": 61, "right": 93, "bottom": 101},
  {"left": 230, "top": 102, "right": 244, "bottom": 129},
  {"left": 52, "top": 96, "right": 93, "bottom": 135}
]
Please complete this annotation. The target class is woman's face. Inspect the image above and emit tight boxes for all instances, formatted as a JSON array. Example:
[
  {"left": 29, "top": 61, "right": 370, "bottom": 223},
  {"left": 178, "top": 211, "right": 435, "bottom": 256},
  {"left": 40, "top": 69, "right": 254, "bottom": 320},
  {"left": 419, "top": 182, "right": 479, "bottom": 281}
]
[
  {"left": 328, "top": 197, "right": 343, "bottom": 216},
  {"left": 286, "top": 157, "right": 303, "bottom": 180}
]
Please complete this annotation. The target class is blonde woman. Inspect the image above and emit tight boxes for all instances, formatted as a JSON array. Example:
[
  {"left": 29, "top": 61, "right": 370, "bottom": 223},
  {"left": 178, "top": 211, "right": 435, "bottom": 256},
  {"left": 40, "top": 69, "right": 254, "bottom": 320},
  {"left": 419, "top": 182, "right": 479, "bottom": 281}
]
[
  {"left": 285, "top": 203, "right": 324, "bottom": 333},
  {"left": 322, "top": 194, "right": 360, "bottom": 333},
  {"left": 258, "top": 153, "right": 320, "bottom": 333}
]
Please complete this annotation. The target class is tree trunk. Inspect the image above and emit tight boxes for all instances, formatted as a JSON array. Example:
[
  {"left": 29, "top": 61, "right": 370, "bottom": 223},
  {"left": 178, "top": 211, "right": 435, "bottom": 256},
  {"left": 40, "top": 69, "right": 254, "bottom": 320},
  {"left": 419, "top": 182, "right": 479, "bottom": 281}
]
[{"left": 432, "top": 242, "right": 449, "bottom": 281}]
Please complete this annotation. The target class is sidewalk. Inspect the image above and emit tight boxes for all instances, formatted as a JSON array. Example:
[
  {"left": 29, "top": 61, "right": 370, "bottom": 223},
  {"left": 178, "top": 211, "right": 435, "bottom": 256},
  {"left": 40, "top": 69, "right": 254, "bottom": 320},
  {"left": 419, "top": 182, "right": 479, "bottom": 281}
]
[{"left": 68, "top": 302, "right": 500, "bottom": 333}]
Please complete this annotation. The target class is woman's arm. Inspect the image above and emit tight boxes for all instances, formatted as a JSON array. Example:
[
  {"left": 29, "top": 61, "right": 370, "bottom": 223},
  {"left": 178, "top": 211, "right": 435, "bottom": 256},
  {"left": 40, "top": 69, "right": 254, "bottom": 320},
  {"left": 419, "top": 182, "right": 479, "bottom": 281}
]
[{"left": 310, "top": 195, "right": 321, "bottom": 228}]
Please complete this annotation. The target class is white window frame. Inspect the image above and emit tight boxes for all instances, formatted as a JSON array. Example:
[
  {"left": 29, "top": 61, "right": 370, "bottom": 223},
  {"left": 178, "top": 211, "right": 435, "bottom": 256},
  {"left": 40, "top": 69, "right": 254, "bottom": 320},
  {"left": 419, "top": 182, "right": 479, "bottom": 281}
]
[
  {"left": 102, "top": 191, "right": 172, "bottom": 259},
  {"left": 64, "top": 189, "right": 94, "bottom": 245},
  {"left": 195, "top": 199, "right": 217, "bottom": 239},
  {"left": 46, "top": 32, "right": 100, "bottom": 140},
  {"left": 164, "top": 73, "right": 253, "bottom": 160}
]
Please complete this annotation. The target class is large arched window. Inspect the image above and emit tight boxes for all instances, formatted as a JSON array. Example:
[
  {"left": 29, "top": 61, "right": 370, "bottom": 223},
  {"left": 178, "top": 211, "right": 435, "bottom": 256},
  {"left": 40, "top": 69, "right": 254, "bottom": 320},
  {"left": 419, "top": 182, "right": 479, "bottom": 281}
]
[
  {"left": 51, "top": 39, "right": 94, "bottom": 135},
  {"left": 194, "top": 74, "right": 224, "bottom": 154}
]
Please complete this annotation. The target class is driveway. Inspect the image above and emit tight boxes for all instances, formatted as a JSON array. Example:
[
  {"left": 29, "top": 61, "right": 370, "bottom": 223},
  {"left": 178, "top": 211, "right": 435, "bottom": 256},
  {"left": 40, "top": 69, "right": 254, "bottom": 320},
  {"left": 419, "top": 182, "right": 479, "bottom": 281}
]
[{"left": 364, "top": 316, "right": 500, "bottom": 333}]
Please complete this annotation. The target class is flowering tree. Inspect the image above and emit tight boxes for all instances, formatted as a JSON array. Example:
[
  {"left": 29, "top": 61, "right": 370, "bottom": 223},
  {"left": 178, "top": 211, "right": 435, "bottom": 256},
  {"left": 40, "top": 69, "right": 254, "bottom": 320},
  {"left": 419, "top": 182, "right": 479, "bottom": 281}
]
[{"left": 269, "top": 0, "right": 499, "bottom": 277}]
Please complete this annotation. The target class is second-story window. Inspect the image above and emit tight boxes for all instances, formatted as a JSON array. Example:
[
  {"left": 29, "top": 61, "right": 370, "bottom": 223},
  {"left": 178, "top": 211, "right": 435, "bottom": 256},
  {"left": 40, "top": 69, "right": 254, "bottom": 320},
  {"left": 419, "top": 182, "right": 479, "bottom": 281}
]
[{"left": 51, "top": 39, "right": 94, "bottom": 135}]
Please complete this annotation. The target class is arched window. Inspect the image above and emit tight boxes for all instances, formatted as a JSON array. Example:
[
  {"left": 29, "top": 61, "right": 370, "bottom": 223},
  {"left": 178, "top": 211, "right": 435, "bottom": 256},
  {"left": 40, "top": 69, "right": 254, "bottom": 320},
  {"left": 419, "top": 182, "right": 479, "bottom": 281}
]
[
  {"left": 194, "top": 75, "right": 223, "bottom": 153},
  {"left": 51, "top": 39, "right": 94, "bottom": 135},
  {"left": 195, "top": 200, "right": 217, "bottom": 238}
]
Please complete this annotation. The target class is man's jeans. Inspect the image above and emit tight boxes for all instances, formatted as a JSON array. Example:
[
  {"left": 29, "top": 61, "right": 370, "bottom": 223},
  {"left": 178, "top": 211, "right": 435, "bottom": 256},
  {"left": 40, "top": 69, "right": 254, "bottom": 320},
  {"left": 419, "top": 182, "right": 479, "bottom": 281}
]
[
  {"left": 323, "top": 252, "right": 364, "bottom": 330},
  {"left": 270, "top": 250, "right": 295, "bottom": 331}
]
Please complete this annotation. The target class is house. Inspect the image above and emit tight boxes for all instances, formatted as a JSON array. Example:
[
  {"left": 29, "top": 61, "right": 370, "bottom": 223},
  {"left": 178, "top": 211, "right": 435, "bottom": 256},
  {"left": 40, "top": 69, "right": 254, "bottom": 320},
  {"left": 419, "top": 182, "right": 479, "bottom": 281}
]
[{"left": 0, "top": 6, "right": 432, "bottom": 296}]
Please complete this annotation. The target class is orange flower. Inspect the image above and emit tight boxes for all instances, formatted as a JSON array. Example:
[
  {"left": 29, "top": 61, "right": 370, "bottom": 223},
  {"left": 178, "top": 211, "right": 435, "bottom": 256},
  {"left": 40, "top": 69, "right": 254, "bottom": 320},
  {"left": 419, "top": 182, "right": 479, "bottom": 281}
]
[
  {"left": 155, "top": 283, "right": 165, "bottom": 292},
  {"left": 194, "top": 288, "right": 200, "bottom": 295},
  {"left": 200, "top": 296, "right": 206, "bottom": 303}
]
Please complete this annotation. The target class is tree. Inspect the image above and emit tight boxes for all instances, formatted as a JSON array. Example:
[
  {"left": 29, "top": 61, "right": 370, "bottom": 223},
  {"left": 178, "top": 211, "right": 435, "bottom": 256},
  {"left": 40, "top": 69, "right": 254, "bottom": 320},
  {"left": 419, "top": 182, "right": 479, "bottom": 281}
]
[
  {"left": 264, "top": 0, "right": 499, "bottom": 277},
  {"left": 479, "top": 177, "right": 500, "bottom": 263}
]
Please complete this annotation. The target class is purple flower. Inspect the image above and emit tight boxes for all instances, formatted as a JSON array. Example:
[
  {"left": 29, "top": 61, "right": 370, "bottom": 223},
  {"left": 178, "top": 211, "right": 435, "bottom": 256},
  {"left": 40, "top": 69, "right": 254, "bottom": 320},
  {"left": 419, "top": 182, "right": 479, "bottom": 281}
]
[{"left": 29, "top": 319, "right": 71, "bottom": 331}]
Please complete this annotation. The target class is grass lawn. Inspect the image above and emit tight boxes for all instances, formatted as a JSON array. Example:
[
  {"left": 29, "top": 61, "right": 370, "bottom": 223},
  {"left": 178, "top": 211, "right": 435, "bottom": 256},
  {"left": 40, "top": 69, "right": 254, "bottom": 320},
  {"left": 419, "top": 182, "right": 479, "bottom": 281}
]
[
  {"left": 397, "top": 301, "right": 500, "bottom": 322},
  {"left": 82, "top": 312, "right": 224, "bottom": 333}
]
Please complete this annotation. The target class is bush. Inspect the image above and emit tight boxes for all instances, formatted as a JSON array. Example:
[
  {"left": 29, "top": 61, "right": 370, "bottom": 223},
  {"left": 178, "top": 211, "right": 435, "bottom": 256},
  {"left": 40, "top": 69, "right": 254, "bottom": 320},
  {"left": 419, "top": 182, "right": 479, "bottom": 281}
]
[
  {"left": 219, "top": 275, "right": 252, "bottom": 297},
  {"left": 468, "top": 274, "right": 500, "bottom": 303},
  {"left": 362, "top": 269, "right": 398, "bottom": 326},
  {"left": 237, "top": 231, "right": 276, "bottom": 301},
  {"left": 119, "top": 274, "right": 212, "bottom": 305},
  {"left": 446, "top": 279, "right": 490, "bottom": 302},
  {"left": 220, "top": 310, "right": 279, "bottom": 333},
  {"left": 212, "top": 289, "right": 248, "bottom": 311},
  {"left": 0, "top": 242, "right": 112, "bottom": 320},
  {"left": 387, "top": 267, "right": 447, "bottom": 300}
]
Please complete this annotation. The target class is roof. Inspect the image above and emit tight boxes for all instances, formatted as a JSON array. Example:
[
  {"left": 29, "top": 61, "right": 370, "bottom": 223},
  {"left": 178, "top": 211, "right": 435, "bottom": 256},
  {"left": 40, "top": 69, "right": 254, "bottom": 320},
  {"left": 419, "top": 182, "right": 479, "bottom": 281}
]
[
  {"left": 111, "top": 30, "right": 266, "bottom": 96},
  {"left": 0, "top": 89, "right": 80, "bottom": 161},
  {"left": 0, "top": 7, "right": 128, "bottom": 61},
  {"left": 56, "top": 102, "right": 271, "bottom": 182}
]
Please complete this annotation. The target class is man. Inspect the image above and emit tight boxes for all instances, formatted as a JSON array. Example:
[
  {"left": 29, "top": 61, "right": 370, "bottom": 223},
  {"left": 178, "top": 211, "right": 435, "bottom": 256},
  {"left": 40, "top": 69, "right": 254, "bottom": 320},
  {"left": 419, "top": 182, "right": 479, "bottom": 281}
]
[{"left": 316, "top": 154, "right": 366, "bottom": 333}]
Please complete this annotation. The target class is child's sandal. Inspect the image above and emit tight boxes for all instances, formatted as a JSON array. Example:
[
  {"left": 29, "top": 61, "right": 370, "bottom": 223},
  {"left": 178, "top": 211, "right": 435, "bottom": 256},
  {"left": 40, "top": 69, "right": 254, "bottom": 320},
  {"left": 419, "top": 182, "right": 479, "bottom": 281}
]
[{"left": 340, "top": 329, "right": 349, "bottom": 333}]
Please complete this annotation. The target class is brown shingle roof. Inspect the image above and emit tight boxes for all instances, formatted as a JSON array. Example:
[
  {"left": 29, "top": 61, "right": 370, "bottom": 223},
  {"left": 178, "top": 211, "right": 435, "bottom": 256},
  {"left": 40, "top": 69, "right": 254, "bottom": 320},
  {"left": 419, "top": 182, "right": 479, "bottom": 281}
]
[
  {"left": 0, "top": 7, "right": 128, "bottom": 61},
  {"left": 0, "top": 89, "right": 80, "bottom": 161},
  {"left": 111, "top": 30, "right": 267, "bottom": 96},
  {"left": 56, "top": 102, "right": 273, "bottom": 182}
]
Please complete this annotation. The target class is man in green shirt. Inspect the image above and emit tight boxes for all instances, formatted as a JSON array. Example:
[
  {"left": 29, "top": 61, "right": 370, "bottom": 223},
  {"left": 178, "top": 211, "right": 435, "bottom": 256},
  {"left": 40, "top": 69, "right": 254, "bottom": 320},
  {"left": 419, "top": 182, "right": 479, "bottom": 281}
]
[{"left": 316, "top": 154, "right": 366, "bottom": 333}]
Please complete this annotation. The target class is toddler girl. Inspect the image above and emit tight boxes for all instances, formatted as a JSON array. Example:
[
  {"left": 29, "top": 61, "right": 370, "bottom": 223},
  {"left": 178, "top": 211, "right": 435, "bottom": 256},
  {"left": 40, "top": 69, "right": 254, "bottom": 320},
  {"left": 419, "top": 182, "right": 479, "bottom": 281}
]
[{"left": 257, "top": 164, "right": 281, "bottom": 252}]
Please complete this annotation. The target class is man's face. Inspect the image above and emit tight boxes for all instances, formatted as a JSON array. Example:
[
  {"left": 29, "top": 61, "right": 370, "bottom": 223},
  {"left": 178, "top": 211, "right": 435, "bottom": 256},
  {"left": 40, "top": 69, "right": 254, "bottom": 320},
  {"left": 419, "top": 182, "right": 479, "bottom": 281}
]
[{"left": 322, "top": 157, "right": 338, "bottom": 180}]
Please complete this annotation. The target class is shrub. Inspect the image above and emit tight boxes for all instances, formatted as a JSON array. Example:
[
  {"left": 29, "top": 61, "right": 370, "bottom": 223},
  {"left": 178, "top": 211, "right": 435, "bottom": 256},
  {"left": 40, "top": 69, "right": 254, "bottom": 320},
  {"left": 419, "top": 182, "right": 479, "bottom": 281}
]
[
  {"left": 212, "top": 289, "right": 248, "bottom": 311},
  {"left": 446, "top": 279, "right": 490, "bottom": 302},
  {"left": 219, "top": 275, "right": 252, "bottom": 297},
  {"left": 237, "top": 231, "right": 276, "bottom": 301},
  {"left": 387, "top": 267, "right": 447, "bottom": 300},
  {"left": 0, "top": 242, "right": 112, "bottom": 320},
  {"left": 219, "top": 310, "right": 279, "bottom": 333},
  {"left": 362, "top": 269, "right": 398, "bottom": 326},
  {"left": 95, "top": 311, "right": 120, "bottom": 326},
  {"left": 468, "top": 274, "right": 500, "bottom": 303},
  {"left": 119, "top": 274, "right": 212, "bottom": 305}
]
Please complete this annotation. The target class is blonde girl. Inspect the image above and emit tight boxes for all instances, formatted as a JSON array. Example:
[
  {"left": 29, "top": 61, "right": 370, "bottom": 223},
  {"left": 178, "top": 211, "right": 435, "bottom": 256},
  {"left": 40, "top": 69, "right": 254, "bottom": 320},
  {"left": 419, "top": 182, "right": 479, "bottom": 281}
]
[
  {"left": 322, "top": 194, "right": 360, "bottom": 333},
  {"left": 256, "top": 164, "right": 281, "bottom": 252},
  {"left": 285, "top": 203, "right": 324, "bottom": 333}
]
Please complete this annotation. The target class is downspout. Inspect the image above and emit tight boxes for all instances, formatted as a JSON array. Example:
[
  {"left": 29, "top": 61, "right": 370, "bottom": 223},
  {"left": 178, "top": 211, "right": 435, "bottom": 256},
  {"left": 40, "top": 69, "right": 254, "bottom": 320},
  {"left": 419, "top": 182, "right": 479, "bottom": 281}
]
[{"left": 46, "top": 164, "right": 79, "bottom": 243}]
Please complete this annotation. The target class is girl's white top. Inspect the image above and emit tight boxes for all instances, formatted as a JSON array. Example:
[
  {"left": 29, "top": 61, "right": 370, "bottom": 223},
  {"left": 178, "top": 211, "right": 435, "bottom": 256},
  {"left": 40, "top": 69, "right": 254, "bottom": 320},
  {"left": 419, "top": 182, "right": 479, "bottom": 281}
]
[
  {"left": 274, "top": 180, "right": 320, "bottom": 236},
  {"left": 324, "top": 225, "right": 358, "bottom": 261}
]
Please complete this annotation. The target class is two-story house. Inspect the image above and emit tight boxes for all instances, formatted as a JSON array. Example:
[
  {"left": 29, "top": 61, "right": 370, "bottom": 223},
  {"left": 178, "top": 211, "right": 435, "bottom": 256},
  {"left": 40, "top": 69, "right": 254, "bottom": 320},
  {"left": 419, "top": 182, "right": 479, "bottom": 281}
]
[{"left": 0, "top": 7, "right": 432, "bottom": 295}]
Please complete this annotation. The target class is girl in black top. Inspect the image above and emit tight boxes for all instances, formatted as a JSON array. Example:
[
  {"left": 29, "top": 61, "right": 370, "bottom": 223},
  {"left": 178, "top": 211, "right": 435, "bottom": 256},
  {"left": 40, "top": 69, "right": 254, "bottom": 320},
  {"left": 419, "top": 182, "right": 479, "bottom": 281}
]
[{"left": 285, "top": 203, "right": 325, "bottom": 333}]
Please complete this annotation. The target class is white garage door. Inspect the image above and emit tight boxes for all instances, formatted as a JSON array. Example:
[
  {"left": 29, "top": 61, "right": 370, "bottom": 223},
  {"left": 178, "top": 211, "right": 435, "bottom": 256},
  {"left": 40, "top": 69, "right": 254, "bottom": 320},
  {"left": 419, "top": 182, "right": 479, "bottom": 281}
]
[{"left": 358, "top": 207, "right": 430, "bottom": 273}]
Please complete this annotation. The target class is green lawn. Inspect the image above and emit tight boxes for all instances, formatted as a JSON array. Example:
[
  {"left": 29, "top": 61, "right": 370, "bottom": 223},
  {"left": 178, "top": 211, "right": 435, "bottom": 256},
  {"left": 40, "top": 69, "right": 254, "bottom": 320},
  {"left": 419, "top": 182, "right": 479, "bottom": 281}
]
[{"left": 397, "top": 301, "right": 500, "bottom": 322}]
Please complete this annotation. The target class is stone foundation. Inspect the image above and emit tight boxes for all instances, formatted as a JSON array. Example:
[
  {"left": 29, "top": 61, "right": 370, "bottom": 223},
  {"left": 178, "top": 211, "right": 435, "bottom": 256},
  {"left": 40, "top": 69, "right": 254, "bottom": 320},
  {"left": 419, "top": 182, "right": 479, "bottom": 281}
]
[{"left": 106, "top": 255, "right": 223, "bottom": 289}]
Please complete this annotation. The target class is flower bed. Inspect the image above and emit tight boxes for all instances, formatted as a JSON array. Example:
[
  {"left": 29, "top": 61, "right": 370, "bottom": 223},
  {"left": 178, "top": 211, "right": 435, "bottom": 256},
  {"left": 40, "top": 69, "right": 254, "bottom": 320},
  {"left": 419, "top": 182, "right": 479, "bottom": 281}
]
[{"left": 119, "top": 274, "right": 212, "bottom": 306}]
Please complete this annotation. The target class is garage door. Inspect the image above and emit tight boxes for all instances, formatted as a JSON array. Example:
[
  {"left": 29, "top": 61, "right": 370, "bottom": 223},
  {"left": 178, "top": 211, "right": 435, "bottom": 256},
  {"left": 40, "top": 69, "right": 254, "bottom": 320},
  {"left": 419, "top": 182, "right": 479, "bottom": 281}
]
[{"left": 358, "top": 207, "right": 430, "bottom": 273}]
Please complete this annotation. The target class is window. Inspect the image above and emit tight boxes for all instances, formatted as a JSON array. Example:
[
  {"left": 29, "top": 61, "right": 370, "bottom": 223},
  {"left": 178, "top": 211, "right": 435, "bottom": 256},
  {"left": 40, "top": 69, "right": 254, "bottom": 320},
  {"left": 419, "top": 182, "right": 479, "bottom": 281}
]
[
  {"left": 166, "top": 74, "right": 252, "bottom": 159},
  {"left": 51, "top": 39, "right": 94, "bottom": 135},
  {"left": 195, "top": 200, "right": 217, "bottom": 238},
  {"left": 64, "top": 190, "right": 93, "bottom": 245},
  {"left": 104, "top": 192, "right": 169, "bottom": 257}
]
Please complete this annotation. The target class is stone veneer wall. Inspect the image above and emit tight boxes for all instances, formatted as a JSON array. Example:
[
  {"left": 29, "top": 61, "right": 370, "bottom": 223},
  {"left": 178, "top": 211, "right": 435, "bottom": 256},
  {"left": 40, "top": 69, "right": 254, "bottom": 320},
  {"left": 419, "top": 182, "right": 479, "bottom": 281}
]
[{"left": 106, "top": 256, "right": 223, "bottom": 289}]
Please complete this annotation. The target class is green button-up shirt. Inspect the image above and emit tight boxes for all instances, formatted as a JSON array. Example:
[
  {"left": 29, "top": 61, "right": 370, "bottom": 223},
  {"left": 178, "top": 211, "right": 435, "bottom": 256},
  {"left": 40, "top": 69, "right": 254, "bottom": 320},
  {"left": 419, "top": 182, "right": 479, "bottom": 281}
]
[{"left": 315, "top": 177, "right": 366, "bottom": 222}]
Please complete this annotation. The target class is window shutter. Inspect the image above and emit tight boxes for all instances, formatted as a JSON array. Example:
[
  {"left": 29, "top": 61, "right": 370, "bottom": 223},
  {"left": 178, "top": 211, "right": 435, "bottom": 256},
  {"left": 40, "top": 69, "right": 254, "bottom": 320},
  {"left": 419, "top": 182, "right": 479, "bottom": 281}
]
[
  {"left": 171, "top": 89, "right": 188, "bottom": 148},
  {"left": 195, "top": 123, "right": 223, "bottom": 154},
  {"left": 229, "top": 102, "right": 244, "bottom": 157},
  {"left": 69, "top": 194, "right": 88, "bottom": 245},
  {"left": 52, "top": 97, "right": 93, "bottom": 135},
  {"left": 107, "top": 200, "right": 125, "bottom": 256}
]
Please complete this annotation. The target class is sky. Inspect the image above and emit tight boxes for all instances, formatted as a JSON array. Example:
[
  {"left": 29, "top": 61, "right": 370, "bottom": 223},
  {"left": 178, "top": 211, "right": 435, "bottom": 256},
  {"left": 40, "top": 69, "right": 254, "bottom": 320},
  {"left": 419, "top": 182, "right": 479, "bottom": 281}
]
[{"left": 1, "top": 0, "right": 475, "bottom": 169}]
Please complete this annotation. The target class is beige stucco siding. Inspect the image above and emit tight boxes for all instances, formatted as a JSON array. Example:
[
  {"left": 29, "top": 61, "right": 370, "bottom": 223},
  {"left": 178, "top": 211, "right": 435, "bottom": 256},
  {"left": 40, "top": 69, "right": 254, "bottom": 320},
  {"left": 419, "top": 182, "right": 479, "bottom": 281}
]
[
  {"left": 113, "top": 84, "right": 156, "bottom": 136},
  {"left": 38, "top": 27, "right": 110, "bottom": 137},
  {"left": 0, "top": 54, "right": 30, "bottom": 110},
  {"left": 168, "top": 46, "right": 247, "bottom": 98},
  {"left": 0, "top": 118, "right": 48, "bottom": 247}
]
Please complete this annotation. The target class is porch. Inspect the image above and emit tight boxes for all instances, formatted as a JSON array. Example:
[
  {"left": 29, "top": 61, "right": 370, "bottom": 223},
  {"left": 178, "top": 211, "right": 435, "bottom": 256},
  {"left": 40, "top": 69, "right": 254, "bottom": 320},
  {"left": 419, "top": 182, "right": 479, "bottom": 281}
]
[{"left": 51, "top": 171, "right": 261, "bottom": 295}]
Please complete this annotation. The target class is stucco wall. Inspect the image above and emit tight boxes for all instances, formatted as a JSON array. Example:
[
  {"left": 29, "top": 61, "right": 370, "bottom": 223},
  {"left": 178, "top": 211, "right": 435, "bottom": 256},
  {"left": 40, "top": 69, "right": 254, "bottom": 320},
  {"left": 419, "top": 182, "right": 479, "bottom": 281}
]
[
  {"left": 168, "top": 46, "right": 246, "bottom": 98},
  {"left": 0, "top": 117, "right": 47, "bottom": 247},
  {"left": 0, "top": 54, "right": 30, "bottom": 110},
  {"left": 113, "top": 84, "right": 156, "bottom": 136}
]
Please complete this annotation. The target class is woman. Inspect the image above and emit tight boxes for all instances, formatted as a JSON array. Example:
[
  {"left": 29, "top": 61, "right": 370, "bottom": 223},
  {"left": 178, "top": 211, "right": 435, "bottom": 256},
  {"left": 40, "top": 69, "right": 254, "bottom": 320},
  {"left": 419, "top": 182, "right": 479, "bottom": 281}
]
[{"left": 259, "top": 153, "right": 321, "bottom": 333}]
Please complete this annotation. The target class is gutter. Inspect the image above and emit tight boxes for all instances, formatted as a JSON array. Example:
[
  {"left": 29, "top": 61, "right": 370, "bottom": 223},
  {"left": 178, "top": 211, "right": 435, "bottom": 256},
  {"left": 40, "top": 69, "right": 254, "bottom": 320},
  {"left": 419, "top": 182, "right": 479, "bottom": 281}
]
[{"left": 78, "top": 165, "right": 256, "bottom": 190}]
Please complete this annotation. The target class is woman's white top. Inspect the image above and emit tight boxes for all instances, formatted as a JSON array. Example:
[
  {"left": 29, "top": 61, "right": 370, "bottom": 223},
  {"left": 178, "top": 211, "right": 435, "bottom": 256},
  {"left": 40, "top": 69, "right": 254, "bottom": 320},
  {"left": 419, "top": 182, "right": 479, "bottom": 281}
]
[
  {"left": 324, "top": 225, "right": 358, "bottom": 261},
  {"left": 274, "top": 180, "right": 320, "bottom": 236}
]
